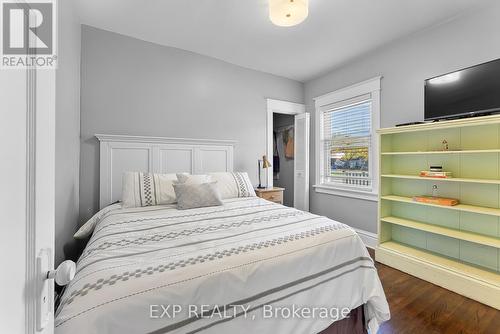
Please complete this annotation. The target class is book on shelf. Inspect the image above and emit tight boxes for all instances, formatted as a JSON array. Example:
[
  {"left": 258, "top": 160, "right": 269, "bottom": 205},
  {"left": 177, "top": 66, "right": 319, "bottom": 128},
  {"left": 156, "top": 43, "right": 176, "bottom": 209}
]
[
  {"left": 412, "top": 196, "right": 459, "bottom": 206},
  {"left": 419, "top": 171, "right": 453, "bottom": 178}
]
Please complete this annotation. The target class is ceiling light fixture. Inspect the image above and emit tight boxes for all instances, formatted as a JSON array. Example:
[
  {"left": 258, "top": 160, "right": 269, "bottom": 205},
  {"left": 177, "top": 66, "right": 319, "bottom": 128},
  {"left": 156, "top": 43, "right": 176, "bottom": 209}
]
[{"left": 269, "top": 0, "right": 308, "bottom": 27}]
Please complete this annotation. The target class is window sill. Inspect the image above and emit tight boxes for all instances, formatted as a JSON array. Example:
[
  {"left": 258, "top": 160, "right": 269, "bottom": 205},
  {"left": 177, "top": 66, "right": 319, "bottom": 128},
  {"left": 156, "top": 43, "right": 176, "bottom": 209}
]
[{"left": 313, "top": 184, "right": 378, "bottom": 202}]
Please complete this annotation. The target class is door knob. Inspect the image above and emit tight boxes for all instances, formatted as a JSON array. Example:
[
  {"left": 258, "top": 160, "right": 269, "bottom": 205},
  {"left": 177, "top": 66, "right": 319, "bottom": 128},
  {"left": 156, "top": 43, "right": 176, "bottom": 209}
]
[
  {"left": 47, "top": 260, "right": 76, "bottom": 286},
  {"left": 37, "top": 251, "right": 76, "bottom": 330}
]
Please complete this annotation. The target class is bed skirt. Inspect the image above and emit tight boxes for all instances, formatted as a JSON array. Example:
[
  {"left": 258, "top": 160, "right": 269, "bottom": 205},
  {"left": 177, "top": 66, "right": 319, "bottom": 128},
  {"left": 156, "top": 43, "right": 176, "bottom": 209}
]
[{"left": 319, "top": 305, "right": 366, "bottom": 334}]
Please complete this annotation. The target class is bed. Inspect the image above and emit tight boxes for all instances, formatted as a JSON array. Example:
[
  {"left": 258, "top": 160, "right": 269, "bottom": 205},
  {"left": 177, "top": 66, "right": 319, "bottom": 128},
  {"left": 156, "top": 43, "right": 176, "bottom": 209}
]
[{"left": 55, "top": 135, "right": 389, "bottom": 334}]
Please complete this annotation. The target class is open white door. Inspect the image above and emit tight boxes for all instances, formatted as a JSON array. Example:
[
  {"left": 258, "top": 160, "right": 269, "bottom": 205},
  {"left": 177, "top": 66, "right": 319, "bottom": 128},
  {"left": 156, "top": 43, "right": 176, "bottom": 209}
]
[
  {"left": 0, "top": 25, "right": 56, "bottom": 334},
  {"left": 0, "top": 69, "right": 56, "bottom": 334},
  {"left": 0, "top": 63, "right": 30, "bottom": 334},
  {"left": 294, "top": 113, "right": 310, "bottom": 211}
]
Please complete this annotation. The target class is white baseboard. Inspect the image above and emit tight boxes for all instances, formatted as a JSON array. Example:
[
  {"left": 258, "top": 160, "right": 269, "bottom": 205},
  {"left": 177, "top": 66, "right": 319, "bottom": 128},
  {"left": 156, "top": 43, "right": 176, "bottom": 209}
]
[{"left": 353, "top": 228, "right": 378, "bottom": 249}]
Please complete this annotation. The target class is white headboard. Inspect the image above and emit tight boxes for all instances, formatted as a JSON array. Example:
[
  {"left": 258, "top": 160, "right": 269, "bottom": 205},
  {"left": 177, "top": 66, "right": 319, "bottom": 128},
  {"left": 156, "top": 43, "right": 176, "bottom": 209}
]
[{"left": 96, "top": 134, "right": 236, "bottom": 209}]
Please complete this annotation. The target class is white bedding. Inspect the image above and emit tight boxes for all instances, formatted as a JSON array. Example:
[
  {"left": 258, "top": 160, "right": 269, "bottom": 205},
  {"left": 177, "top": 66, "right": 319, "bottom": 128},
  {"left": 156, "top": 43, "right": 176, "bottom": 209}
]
[{"left": 56, "top": 198, "right": 389, "bottom": 334}]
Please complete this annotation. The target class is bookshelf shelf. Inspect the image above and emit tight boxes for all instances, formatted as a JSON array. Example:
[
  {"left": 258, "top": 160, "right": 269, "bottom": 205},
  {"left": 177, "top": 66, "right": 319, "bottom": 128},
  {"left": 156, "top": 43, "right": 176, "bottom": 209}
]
[
  {"left": 377, "top": 115, "right": 500, "bottom": 309},
  {"left": 378, "top": 241, "right": 500, "bottom": 288},
  {"left": 381, "top": 195, "right": 500, "bottom": 217},
  {"left": 380, "top": 216, "right": 500, "bottom": 248},
  {"left": 381, "top": 149, "right": 500, "bottom": 155},
  {"left": 381, "top": 174, "right": 500, "bottom": 185}
]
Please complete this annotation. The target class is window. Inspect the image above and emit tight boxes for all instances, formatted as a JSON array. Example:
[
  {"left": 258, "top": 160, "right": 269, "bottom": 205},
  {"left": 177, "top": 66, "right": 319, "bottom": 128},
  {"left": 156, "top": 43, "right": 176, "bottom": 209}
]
[{"left": 314, "top": 77, "right": 381, "bottom": 201}]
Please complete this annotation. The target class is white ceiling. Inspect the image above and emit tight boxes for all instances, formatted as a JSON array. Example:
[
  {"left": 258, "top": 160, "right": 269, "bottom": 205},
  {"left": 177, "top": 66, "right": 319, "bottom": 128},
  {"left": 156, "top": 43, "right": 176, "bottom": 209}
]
[{"left": 75, "top": 0, "right": 492, "bottom": 82}]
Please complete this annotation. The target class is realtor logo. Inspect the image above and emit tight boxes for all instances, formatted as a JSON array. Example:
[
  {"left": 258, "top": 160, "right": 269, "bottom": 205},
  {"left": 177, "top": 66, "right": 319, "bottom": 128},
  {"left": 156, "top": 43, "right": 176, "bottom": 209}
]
[{"left": 1, "top": 0, "right": 57, "bottom": 68}]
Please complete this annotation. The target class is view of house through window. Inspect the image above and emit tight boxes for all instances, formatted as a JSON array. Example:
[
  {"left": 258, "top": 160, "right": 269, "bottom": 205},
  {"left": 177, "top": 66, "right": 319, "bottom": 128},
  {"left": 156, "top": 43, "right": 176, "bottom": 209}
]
[{"left": 322, "top": 98, "right": 372, "bottom": 189}]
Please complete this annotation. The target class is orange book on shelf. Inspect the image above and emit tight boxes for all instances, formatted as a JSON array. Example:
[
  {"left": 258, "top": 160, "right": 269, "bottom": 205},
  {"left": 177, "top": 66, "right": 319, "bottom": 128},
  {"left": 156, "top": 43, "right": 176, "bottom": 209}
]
[
  {"left": 412, "top": 196, "right": 459, "bottom": 206},
  {"left": 419, "top": 171, "right": 452, "bottom": 178}
]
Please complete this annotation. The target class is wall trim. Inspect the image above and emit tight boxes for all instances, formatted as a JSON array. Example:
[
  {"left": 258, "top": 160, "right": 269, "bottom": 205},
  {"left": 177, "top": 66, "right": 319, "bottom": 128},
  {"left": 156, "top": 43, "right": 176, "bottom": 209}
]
[
  {"left": 267, "top": 98, "right": 306, "bottom": 115},
  {"left": 313, "top": 76, "right": 382, "bottom": 103},
  {"left": 95, "top": 134, "right": 237, "bottom": 146},
  {"left": 353, "top": 227, "right": 378, "bottom": 249},
  {"left": 313, "top": 184, "right": 378, "bottom": 202}
]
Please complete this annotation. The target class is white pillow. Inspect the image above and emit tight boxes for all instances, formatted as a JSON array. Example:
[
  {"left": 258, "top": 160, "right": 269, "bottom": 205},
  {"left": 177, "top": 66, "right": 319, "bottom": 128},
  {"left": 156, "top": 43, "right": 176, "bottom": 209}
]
[
  {"left": 74, "top": 203, "right": 122, "bottom": 239},
  {"left": 208, "top": 172, "right": 256, "bottom": 199},
  {"left": 176, "top": 173, "right": 212, "bottom": 184},
  {"left": 122, "top": 172, "right": 179, "bottom": 208}
]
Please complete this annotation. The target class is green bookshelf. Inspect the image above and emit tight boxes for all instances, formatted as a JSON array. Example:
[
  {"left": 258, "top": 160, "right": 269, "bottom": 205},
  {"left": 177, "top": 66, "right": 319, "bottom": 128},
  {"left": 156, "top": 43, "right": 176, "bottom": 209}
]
[{"left": 375, "top": 115, "right": 500, "bottom": 309}]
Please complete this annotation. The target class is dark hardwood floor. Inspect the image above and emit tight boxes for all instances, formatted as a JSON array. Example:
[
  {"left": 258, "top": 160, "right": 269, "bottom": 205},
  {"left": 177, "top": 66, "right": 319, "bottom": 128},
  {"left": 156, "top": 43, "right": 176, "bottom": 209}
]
[{"left": 367, "top": 248, "right": 500, "bottom": 334}]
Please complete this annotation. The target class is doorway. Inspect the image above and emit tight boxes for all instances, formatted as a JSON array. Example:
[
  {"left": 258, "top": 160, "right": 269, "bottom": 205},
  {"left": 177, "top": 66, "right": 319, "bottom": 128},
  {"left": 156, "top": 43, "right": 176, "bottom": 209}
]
[
  {"left": 266, "top": 99, "right": 309, "bottom": 211},
  {"left": 273, "top": 113, "right": 295, "bottom": 207}
]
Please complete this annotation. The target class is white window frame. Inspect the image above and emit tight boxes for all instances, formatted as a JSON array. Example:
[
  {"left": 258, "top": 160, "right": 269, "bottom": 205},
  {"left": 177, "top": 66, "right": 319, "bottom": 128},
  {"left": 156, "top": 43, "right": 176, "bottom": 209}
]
[{"left": 313, "top": 76, "right": 381, "bottom": 202}]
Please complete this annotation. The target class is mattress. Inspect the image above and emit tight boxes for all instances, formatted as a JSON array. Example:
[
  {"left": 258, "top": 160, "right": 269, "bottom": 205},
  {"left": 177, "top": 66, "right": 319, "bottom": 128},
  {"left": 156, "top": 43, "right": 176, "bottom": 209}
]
[{"left": 55, "top": 197, "right": 390, "bottom": 333}]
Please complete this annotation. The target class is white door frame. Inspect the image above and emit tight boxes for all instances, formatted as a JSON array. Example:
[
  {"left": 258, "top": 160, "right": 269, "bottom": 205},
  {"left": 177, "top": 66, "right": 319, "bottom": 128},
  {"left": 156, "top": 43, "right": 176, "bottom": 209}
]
[{"left": 265, "top": 98, "right": 306, "bottom": 189}]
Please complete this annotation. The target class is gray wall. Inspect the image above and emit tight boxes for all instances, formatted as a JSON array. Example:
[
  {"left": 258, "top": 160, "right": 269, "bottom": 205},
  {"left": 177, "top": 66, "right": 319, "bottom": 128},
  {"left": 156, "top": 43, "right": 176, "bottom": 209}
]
[
  {"left": 273, "top": 113, "right": 295, "bottom": 207},
  {"left": 55, "top": 0, "right": 81, "bottom": 265},
  {"left": 79, "top": 26, "right": 304, "bottom": 222},
  {"left": 304, "top": 2, "right": 500, "bottom": 234}
]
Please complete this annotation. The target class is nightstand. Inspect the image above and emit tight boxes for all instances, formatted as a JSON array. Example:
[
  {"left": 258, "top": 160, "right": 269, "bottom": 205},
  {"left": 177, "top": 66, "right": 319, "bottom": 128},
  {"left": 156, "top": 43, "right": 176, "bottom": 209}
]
[{"left": 254, "top": 187, "right": 285, "bottom": 204}]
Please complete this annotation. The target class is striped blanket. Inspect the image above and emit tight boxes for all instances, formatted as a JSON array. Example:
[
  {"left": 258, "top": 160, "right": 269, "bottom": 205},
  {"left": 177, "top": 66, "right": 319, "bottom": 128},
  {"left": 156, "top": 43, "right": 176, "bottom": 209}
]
[{"left": 55, "top": 197, "right": 389, "bottom": 333}]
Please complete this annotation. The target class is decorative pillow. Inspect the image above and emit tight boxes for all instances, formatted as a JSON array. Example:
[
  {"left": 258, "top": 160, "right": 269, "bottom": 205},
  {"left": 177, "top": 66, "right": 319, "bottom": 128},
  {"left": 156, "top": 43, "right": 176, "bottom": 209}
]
[
  {"left": 176, "top": 173, "right": 212, "bottom": 184},
  {"left": 208, "top": 172, "right": 256, "bottom": 199},
  {"left": 122, "top": 172, "right": 179, "bottom": 208},
  {"left": 74, "top": 202, "right": 122, "bottom": 239},
  {"left": 173, "top": 182, "right": 223, "bottom": 210}
]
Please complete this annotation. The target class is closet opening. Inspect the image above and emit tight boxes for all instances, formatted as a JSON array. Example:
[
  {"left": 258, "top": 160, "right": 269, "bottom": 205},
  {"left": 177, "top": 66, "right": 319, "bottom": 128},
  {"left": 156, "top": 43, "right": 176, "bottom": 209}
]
[
  {"left": 266, "top": 99, "right": 309, "bottom": 211},
  {"left": 273, "top": 113, "right": 295, "bottom": 207}
]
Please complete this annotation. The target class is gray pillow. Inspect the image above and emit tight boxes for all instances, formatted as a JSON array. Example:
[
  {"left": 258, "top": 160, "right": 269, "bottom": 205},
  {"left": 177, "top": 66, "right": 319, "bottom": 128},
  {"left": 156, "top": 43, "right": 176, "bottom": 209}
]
[{"left": 173, "top": 182, "right": 223, "bottom": 210}]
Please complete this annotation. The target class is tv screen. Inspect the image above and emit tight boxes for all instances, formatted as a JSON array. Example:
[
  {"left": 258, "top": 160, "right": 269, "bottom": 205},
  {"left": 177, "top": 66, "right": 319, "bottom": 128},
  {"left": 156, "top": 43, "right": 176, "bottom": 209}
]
[{"left": 425, "top": 58, "right": 500, "bottom": 121}]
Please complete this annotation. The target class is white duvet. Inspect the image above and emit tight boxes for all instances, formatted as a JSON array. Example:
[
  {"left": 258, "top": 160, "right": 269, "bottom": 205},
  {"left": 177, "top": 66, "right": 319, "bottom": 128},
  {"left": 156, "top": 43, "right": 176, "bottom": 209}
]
[{"left": 56, "top": 197, "right": 389, "bottom": 334}]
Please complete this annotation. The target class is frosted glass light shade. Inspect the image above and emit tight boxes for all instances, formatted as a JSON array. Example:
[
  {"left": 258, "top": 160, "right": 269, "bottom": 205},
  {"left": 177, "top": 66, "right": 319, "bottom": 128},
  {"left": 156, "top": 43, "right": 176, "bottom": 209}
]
[{"left": 269, "top": 0, "right": 308, "bottom": 27}]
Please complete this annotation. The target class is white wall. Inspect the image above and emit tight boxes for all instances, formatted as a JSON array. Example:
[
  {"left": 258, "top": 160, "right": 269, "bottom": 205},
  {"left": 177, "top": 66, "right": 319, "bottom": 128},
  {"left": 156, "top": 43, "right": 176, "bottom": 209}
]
[
  {"left": 304, "top": 2, "right": 500, "bottom": 233},
  {"left": 79, "top": 26, "right": 304, "bottom": 223},
  {"left": 55, "top": 0, "right": 81, "bottom": 265}
]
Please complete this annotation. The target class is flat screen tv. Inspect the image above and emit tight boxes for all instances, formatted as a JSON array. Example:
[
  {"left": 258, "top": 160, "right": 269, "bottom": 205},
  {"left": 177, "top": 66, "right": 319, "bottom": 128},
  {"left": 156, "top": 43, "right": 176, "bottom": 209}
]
[{"left": 425, "top": 58, "right": 500, "bottom": 121}]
